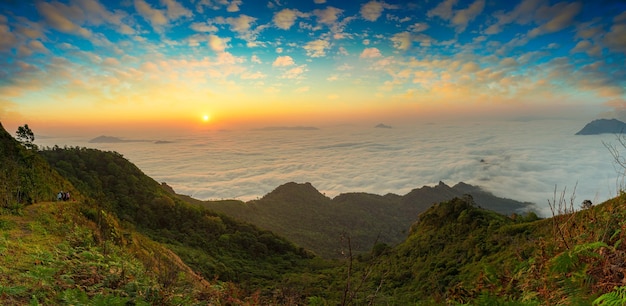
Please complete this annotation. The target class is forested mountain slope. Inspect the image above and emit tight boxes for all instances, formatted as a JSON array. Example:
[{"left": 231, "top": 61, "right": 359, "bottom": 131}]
[
  {"left": 39, "top": 146, "right": 315, "bottom": 292},
  {"left": 180, "top": 180, "right": 533, "bottom": 258},
  {"left": 0, "top": 122, "right": 81, "bottom": 207},
  {"left": 1, "top": 122, "right": 321, "bottom": 304},
  {"left": 4, "top": 121, "right": 626, "bottom": 305},
  {"left": 325, "top": 195, "right": 626, "bottom": 305}
]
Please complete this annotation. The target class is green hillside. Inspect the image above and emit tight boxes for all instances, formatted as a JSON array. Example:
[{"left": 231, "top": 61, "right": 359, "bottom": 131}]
[
  {"left": 0, "top": 123, "right": 82, "bottom": 208},
  {"left": 312, "top": 195, "right": 626, "bottom": 305},
  {"left": 38, "top": 146, "right": 316, "bottom": 293},
  {"left": 1, "top": 123, "right": 325, "bottom": 304},
  {"left": 181, "top": 180, "right": 533, "bottom": 258},
  {"left": 3, "top": 121, "right": 626, "bottom": 305}
]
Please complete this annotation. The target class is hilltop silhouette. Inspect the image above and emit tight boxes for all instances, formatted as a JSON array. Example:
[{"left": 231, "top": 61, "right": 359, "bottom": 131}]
[{"left": 576, "top": 118, "right": 626, "bottom": 135}]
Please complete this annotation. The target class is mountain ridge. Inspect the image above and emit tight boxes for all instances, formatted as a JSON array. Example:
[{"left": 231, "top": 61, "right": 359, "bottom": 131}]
[
  {"left": 5, "top": 121, "right": 626, "bottom": 304},
  {"left": 178, "top": 180, "right": 533, "bottom": 258}
]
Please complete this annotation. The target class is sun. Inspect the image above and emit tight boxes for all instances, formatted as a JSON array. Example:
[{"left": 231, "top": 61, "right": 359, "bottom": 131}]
[{"left": 202, "top": 114, "right": 210, "bottom": 122}]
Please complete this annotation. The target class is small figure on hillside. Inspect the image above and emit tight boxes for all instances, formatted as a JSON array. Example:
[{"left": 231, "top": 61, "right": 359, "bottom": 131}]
[
  {"left": 64, "top": 192, "right": 70, "bottom": 201},
  {"left": 57, "top": 191, "right": 63, "bottom": 201},
  {"left": 581, "top": 199, "right": 593, "bottom": 210}
]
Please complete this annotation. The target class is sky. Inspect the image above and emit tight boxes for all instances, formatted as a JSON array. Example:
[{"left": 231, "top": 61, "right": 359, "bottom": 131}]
[{"left": 1, "top": 0, "right": 625, "bottom": 133}]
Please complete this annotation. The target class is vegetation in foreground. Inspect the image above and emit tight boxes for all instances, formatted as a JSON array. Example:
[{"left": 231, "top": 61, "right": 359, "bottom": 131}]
[{"left": 3, "top": 121, "right": 626, "bottom": 305}]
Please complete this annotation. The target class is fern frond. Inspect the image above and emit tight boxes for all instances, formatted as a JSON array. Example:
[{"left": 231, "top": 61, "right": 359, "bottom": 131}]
[{"left": 593, "top": 286, "right": 626, "bottom": 305}]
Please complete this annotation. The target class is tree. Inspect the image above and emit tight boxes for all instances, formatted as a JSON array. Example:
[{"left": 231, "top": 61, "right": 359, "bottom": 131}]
[{"left": 15, "top": 124, "right": 37, "bottom": 150}]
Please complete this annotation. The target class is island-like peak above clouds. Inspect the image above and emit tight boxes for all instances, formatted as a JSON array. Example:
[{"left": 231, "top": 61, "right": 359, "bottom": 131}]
[
  {"left": 576, "top": 119, "right": 626, "bottom": 135},
  {"left": 252, "top": 126, "right": 319, "bottom": 131},
  {"left": 88, "top": 136, "right": 153, "bottom": 143},
  {"left": 375, "top": 123, "right": 392, "bottom": 129}
]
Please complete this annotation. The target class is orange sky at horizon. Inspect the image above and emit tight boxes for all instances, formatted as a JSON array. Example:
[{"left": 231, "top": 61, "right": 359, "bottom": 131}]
[{"left": 1, "top": 0, "right": 624, "bottom": 137}]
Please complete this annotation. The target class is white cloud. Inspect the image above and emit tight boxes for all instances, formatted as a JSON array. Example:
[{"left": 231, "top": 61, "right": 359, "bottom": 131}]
[
  {"left": 408, "top": 23, "right": 429, "bottom": 32},
  {"left": 273, "top": 8, "right": 308, "bottom": 30},
  {"left": 283, "top": 65, "right": 307, "bottom": 79},
  {"left": 314, "top": 0, "right": 326, "bottom": 3},
  {"left": 427, "top": 0, "right": 458, "bottom": 20},
  {"left": 303, "top": 39, "right": 330, "bottom": 57},
  {"left": 161, "top": 0, "right": 192, "bottom": 19},
  {"left": 227, "top": 0, "right": 242, "bottom": 12},
  {"left": 208, "top": 34, "right": 228, "bottom": 52},
  {"left": 215, "top": 14, "right": 266, "bottom": 47},
  {"left": 251, "top": 55, "right": 262, "bottom": 64},
  {"left": 484, "top": 0, "right": 542, "bottom": 35},
  {"left": 273, "top": 55, "right": 295, "bottom": 67},
  {"left": 313, "top": 6, "right": 343, "bottom": 25},
  {"left": 0, "top": 16, "right": 18, "bottom": 52},
  {"left": 224, "top": 14, "right": 256, "bottom": 33},
  {"left": 390, "top": 32, "right": 412, "bottom": 51},
  {"left": 36, "top": 1, "right": 93, "bottom": 38},
  {"left": 451, "top": 0, "right": 485, "bottom": 32},
  {"left": 527, "top": 1, "right": 582, "bottom": 38},
  {"left": 76, "top": 120, "right": 615, "bottom": 218},
  {"left": 190, "top": 22, "right": 217, "bottom": 32},
  {"left": 603, "top": 11, "right": 626, "bottom": 54},
  {"left": 360, "top": 47, "right": 382, "bottom": 58},
  {"left": 134, "top": 0, "right": 168, "bottom": 30},
  {"left": 196, "top": 0, "right": 242, "bottom": 12},
  {"left": 571, "top": 40, "right": 591, "bottom": 53},
  {"left": 77, "top": 0, "right": 135, "bottom": 35},
  {"left": 360, "top": 1, "right": 385, "bottom": 22},
  {"left": 428, "top": 0, "right": 485, "bottom": 33}
]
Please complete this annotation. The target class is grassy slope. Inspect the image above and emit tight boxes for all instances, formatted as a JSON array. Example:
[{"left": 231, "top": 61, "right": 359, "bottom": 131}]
[
  {"left": 1, "top": 122, "right": 320, "bottom": 304},
  {"left": 0, "top": 122, "right": 82, "bottom": 207},
  {"left": 38, "top": 146, "right": 319, "bottom": 303},
  {"left": 0, "top": 201, "right": 243, "bottom": 305}
]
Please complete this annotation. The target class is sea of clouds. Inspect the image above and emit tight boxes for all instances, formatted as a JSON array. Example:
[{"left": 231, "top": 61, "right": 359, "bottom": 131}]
[{"left": 36, "top": 119, "right": 621, "bottom": 217}]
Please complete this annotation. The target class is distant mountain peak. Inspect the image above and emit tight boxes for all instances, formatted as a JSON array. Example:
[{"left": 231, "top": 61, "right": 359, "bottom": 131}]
[
  {"left": 375, "top": 123, "right": 392, "bottom": 129},
  {"left": 576, "top": 118, "right": 626, "bottom": 135},
  {"left": 261, "top": 182, "right": 329, "bottom": 203}
]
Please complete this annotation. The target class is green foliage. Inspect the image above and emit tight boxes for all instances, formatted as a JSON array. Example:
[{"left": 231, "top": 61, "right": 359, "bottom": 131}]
[
  {"left": 8, "top": 121, "right": 626, "bottom": 304},
  {"left": 550, "top": 241, "right": 608, "bottom": 273},
  {"left": 15, "top": 124, "right": 37, "bottom": 150},
  {"left": 594, "top": 286, "right": 626, "bottom": 305},
  {"left": 189, "top": 182, "right": 531, "bottom": 258},
  {"left": 0, "top": 122, "right": 78, "bottom": 209},
  {"left": 39, "top": 145, "right": 316, "bottom": 299}
]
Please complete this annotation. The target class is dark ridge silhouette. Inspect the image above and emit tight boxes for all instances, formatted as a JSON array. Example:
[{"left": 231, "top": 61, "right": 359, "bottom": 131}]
[
  {"left": 576, "top": 118, "right": 626, "bottom": 135},
  {"left": 252, "top": 126, "right": 319, "bottom": 131},
  {"left": 88, "top": 135, "right": 151, "bottom": 143}
]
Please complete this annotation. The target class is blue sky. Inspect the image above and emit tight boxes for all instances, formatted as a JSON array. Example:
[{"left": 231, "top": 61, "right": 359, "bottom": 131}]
[{"left": 1, "top": 0, "right": 625, "bottom": 131}]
